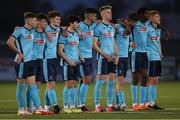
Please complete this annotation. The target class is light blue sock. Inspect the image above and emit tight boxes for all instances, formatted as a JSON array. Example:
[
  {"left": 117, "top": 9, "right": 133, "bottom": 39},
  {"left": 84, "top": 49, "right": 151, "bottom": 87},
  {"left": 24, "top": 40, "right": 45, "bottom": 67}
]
[
  {"left": 47, "top": 89, "right": 58, "bottom": 106},
  {"left": 150, "top": 85, "right": 157, "bottom": 102},
  {"left": 29, "top": 84, "right": 40, "bottom": 109},
  {"left": 106, "top": 80, "right": 115, "bottom": 106},
  {"left": 63, "top": 87, "right": 70, "bottom": 107},
  {"left": 70, "top": 88, "right": 77, "bottom": 107},
  {"left": 44, "top": 90, "right": 50, "bottom": 106},
  {"left": 114, "top": 92, "right": 119, "bottom": 106},
  {"left": 139, "top": 86, "right": 147, "bottom": 104},
  {"left": 16, "top": 83, "right": 25, "bottom": 109},
  {"left": 146, "top": 86, "right": 150, "bottom": 103},
  {"left": 94, "top": 80, "right": 104, "bottom": 106},
  {"left": 131, "top": 85, "right": 138, "bottom": 104},
  {"left": 76, "top": 82, "right": 81, "bottom": 106},
  {"left": 26, "top": 87, "right": 31, "bottom": 109},
  {"left": 117, "top": 91, "right": 125, "bottom": 105},
  {"left": 79, "top": 83, "right": 89, "bottom": 105}
]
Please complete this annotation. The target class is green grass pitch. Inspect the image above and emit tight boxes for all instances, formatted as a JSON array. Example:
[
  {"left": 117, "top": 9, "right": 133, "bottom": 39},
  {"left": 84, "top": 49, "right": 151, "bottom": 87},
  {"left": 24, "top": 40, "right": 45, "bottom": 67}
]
[{"left": 0, "top": 81, "right": 180, "bottom": 119}]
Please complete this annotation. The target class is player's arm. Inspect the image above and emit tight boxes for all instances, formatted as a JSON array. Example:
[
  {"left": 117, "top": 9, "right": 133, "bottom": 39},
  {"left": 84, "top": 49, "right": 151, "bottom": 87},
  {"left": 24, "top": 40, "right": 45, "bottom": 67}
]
[
  {"left": 159, "top": 41, "right": 164, "bottom": 59},
  {"left": 58, "top": 43, "right": 76, "bottom": 66},
  {"left": 93, "top": 36, "right": 113, "bottom": 62},
  {"left": 78, "top": 50, "right": 85, "bottom": 63},
  {"left": 113, "top": 38, "right": 119, "bottom": 65},
  {"left": 7, "top": 36, "right": 23, "bottom": 64},
  {"left": 117, "top": 18, "right": 131, "bottom": 35}
]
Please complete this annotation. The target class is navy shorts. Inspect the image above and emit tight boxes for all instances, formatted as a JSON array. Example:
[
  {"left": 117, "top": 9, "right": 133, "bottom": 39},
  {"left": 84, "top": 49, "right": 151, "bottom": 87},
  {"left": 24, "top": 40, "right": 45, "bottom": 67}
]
[
  {"left": 97, "top": 58, "right": 116, "bottom": 75},
  {"left": 63, "top": 64, "right": 80, "bottom": 81},
  {"left": 15, "top": 60, "right": 36, "bottom": 79},
  {"left": 149, "top": 60, "right": 162, "bottom": 77},
  {"left": 117, "top": 57, "right": 128, "bottom": 77},
  {"left": 131, "top": 52, "right": 148, "bottom": 72},
  {"left": 80, "top": 58, "right": 93, "bottom": 77},
  {"left": 43, "top": 58, "right": 58, "bottom": 82},
  {"left": 34, "top": 59, "right": 44, "bottom": 82}
]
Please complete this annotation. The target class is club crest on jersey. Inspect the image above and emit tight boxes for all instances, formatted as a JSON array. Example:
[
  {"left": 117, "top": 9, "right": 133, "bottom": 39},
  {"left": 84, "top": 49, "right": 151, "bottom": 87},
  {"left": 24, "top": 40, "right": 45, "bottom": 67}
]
[
  {"left": 138, "top": 27, "right": 148, "bottom": 32},
  {"left": 26, "top": 34, "right": 33, "bottom": 40},
  {"left": 103, "top": 32, "right": 113, "bottom": 37},
  {"left": 51, "top": 32, "right": 58, "bottom": 38},
  {"left": 69, "top": 41, "right": 78, "bottom": 46}
]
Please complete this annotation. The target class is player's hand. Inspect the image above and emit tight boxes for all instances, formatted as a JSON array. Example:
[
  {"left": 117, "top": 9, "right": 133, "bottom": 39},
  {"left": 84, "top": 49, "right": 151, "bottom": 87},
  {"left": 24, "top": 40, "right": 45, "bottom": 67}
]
[
  {"left": 103, "top": 53, "right": 113, "bottom": 62},
  {"left": 113, "top": 57, "right": 119, "bottom": 65},
  {"left": 160, "top": 53, "right": 164, "bottom": 59},
  {"left": 47, "top": 32, "right": 53, "bottom": 41},
  {"left": 16, "top": 53, "right": 23, "bottom": 64},
  {"left": 68, "top": 60, "right": 76, "bottom": 66},
  {"left": 130, "top": 42, "right": 137, "bottom": 48}
]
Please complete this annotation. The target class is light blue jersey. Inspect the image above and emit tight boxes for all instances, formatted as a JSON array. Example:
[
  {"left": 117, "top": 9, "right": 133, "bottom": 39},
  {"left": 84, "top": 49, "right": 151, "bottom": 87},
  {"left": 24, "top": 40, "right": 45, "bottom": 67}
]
[
  {"left": 44, "top": 25, "right": 60, "bottom": 59},
  {"left": 12, "top": 26, "right": 34, "bottom": 62},
  {"left": 147, "top": 24, "right": 161, "bottom": 61},
  {"left": 58, "top": 31, "right": 80, "bottom": 63},
  {"left": 32, "top": 29, "right": 47, "bottom": 60},
  {"left": 133, "top": 21, "right": 150, "bottom": 52},
  {"left": 94, "top": 22, "right": 115, "bottom": 58},
  {"left": 79, "top": 21, "right": 96, "bottom": 58},
  {"left": 115, "top": 23, "right": 130, "bottom": 57}
]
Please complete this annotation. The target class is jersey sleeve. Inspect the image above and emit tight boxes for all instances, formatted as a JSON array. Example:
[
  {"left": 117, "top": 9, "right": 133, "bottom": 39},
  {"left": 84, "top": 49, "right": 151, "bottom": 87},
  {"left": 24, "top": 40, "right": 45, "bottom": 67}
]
[
  {"left": 94, "top": 25, "right": 101, "bottom": 37},
  {"left": 58, "top": 35, "right": 66, "bottom": 45},
  {"left": 11, "top": 28, "right": 21, "bottom": 39}
]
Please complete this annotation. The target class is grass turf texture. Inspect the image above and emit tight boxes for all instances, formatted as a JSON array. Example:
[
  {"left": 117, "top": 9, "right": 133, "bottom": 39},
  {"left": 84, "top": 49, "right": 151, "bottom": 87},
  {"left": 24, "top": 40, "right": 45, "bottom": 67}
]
[{"left": 0, "top": 81, "right": 180, "bottom": 119}]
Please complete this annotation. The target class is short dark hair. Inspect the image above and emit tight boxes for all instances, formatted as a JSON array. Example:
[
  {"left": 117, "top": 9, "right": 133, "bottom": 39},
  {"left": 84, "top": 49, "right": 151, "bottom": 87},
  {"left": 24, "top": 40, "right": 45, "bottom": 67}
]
[
  {"left": 99, "top": 5, "right": 112, "bottom": 13},
  {"left": 67, "top": 15, "right": 81, "bottom": 25},
  {"left": 24, "top": 12, "right": 36, "bottom": 19},
  {"left": 85, "top": 8, "right": 97, "bottom": 14},
  {"left": 127, "top": 11, "right": 138, "bottom": 21},
  {"left": 36, "top": 13, "right": 48, "bottom": 21},
  {"left": 48, "top": 10, "right": 61, "bottom": 19},
  {"left": 137, "top": 6, "right": 150, "bottom": 15}
]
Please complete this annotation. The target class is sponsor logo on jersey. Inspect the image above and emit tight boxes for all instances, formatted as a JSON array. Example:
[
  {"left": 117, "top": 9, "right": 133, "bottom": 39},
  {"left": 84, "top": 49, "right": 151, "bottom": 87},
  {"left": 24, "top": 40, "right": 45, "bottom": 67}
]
[
  {"left": 69, "top": 41, "right": 78, "bottom": 46},
  {"left": 35, "top": 39, "right": 45, "bottom": 44},
  {"left": 138, "top": 27, "right": 148, "bottom": 32},
  {"left": 83, "top": 31, "right": 93, "bottom": 36},
  {"left": 103, "top": 32, "right": 113, "bottom": 37}
]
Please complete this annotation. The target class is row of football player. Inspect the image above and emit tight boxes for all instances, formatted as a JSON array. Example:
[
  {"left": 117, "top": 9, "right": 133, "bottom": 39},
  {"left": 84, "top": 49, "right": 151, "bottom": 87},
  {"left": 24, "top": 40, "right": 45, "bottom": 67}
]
[{"left": 6, "top": 5, "right": 170, "bottom": 115}]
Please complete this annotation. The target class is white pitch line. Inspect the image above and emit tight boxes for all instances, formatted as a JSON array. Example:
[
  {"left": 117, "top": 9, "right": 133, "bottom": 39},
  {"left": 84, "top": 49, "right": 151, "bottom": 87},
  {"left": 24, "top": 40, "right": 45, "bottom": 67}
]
[{"left": 0, "top": 95, "right": 180, "bottom": 102}]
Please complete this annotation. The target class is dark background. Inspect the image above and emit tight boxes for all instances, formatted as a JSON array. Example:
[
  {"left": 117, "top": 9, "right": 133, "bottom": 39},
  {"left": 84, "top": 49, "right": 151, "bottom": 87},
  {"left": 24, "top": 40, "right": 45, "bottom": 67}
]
[{"left": 0, "top": 0, "right": 180, "bottom": 80}]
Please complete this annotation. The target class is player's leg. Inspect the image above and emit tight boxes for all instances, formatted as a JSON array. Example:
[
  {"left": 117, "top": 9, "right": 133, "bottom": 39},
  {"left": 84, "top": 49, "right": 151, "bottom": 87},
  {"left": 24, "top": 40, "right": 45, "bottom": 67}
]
[
  {"left": 130, "top": 52, "right": 140, "bottom": 110},
  {"left": 79, "top": 59, "right": 92, "bottom": 111},
  {"left": 94, "top": 58, "right": 106, "bottom": 112},
  {"left": 106, "top": 61, "right": 116, "bottom": 112},
  {"left": 44, "top": 59, "right": 60, "bottom": 114},
  {"left": 148, "top": 61, "right": 163, "bottom": 110},
  {"left": 138, "top": 53, "right": 149, "bottom": 110},
  {"left": 115, "top": 58, "right": 128, "bottom": 111}
]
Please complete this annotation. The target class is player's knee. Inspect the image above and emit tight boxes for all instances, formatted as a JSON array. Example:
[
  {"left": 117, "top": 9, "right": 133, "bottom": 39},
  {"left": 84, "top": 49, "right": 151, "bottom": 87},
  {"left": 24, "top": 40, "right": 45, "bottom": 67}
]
[
  {"left": 141, "top": 79, "right": 148, "bottom": 86},
  {"left": 132, "top": 79, "right": 139, "bottom": 85},
  {"left": 83, "top": 76, "right": 91, "bottom": 85},
  {"left": 96, "top": 75, "right": 106, "bottom": 80}
]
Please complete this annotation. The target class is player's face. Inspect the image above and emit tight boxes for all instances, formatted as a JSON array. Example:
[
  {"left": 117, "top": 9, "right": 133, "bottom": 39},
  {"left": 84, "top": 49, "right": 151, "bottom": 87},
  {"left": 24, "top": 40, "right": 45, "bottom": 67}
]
[
  {"left": 128, "top": 20, "right": 136, "bottom": 27},
  {"left": 71, "top": 21, "right": 80, "bottom": 30},
  {"left": 87, "top": 13, "right": 97, "bottom": 22},
  {"left": 101, "top": 9, "right": 112, "bottom": 21},
  {"left": 51, "top": 16, "right": 61, "bottom": 27},
  {"left": 29, "top": 18, "right": 37, "bottom": 28},
  {"left": 151, "top": 14, "right": 161, "bottom": 24},
  {"left": 40, "top": 19, "right": 48, "bottom": 29}
]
